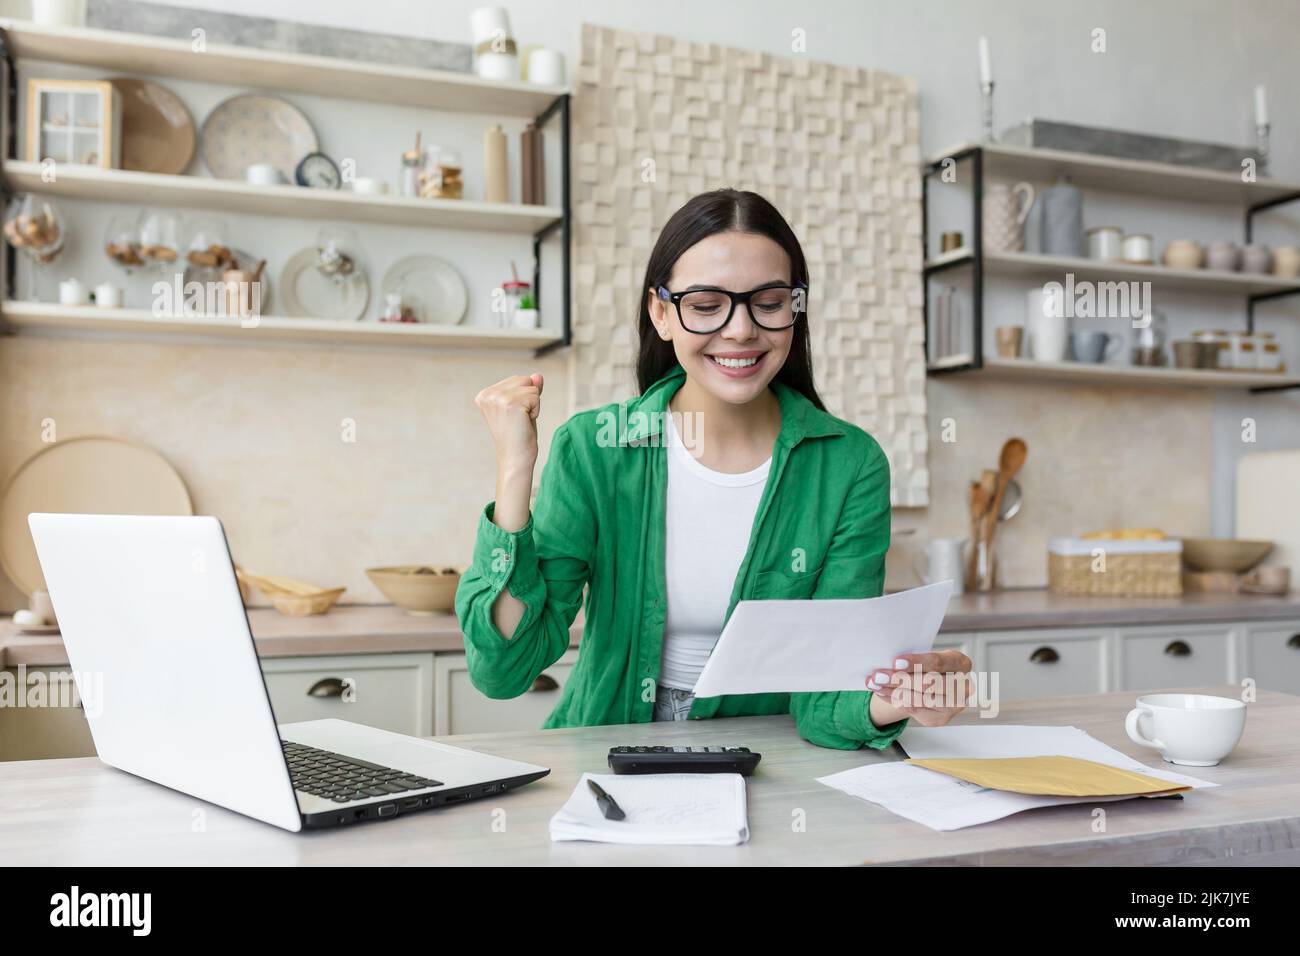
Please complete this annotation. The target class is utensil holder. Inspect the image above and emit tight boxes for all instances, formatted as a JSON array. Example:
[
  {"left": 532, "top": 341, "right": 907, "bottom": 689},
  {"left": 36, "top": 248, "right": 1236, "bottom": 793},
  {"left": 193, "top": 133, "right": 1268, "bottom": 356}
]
[{"left": 966, "top": 537, "right": 997, "bottom": 592}]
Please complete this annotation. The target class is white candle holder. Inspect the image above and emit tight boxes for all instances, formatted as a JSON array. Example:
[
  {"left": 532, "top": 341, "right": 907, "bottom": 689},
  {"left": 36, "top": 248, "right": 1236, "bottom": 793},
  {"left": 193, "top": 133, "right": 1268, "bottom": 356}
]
[
  {"left": 981, "top": 81, "right": 996, "bottom": 143},
  {"left": 1256, "top": 122, "right": 1271, "bottom": 176}
]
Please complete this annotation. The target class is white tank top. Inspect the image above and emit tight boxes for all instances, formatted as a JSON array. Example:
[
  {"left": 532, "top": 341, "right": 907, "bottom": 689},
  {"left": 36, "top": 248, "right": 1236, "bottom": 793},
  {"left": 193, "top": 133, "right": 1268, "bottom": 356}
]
[{"left": 659, "top": 412, "right": 772, "bottom": 692}]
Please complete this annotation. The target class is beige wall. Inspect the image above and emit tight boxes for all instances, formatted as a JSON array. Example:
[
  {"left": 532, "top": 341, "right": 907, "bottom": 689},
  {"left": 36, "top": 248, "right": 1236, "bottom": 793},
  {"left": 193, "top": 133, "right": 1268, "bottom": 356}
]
[
  {"left": 0, "top": 334, "right": 567, "bottom": 610},
  {"left": 887, "top": 378, "right": 1213, "bottom": 589},
  {"left": 2, "top": 329, "right": 1213, "bottom": 610}
]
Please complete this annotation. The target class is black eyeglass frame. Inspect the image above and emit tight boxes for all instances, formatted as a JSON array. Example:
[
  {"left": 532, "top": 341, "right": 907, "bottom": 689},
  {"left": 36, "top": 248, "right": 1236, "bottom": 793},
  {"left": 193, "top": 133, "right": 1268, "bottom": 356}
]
[{"left": 655, "top": 281, "right": 808, "bottom": 334}]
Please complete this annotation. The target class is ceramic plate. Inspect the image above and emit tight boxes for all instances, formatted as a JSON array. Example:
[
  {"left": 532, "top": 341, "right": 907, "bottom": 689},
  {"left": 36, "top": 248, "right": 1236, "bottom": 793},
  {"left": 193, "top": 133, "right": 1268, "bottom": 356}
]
[
  {"left": 279, "top": 246, "right": 370, "bottom": 322},
  {"left": 10, "top": 622, "right": 60, "bottom": 634},
  {"left": 200, "top": 94, "right": 318, "bottom": 182},
  {"left": 0, "top": 437, "right": 192, "bottom": 596},
  {"left": 380, "top": 256, "right": 468, "bottom": 325},
  {"left": 110, "top": 77, "right": 196, "bottom": 175},
  {"left": 182, "top": 248, "right": 272, "bottom": 314}
]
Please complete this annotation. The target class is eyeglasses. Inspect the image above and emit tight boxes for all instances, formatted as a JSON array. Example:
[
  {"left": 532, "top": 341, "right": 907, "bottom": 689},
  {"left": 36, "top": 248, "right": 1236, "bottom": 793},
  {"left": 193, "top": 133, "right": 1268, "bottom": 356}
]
[{"left": 656, "top": 282, "right": 807, "bottom": 335}]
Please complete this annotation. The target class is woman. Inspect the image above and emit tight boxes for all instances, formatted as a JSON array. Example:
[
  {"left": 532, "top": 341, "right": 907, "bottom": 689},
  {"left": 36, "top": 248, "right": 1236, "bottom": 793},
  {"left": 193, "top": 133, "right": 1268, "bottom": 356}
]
[{"left": 456, "top": 189, "right": 973, "bottom": 750}]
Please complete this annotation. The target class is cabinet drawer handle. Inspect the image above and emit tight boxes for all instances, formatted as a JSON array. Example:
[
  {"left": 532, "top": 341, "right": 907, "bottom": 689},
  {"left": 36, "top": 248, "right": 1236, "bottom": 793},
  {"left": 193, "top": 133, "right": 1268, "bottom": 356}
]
[
  {"left": 1029, "top": 646, "right": 1059, "bottom": 664},
  {"left": 529, "top": 674, "right": 559, "bottom": 692},
  {"left": 1163, "top": 640, "right": 1192, "bottom": 657},
  {"left": 1288, "top": 634, "right": 1300, "bottom": 650},
  {"left": 307, "top": 677, "right": 347, "bottom": 698}
]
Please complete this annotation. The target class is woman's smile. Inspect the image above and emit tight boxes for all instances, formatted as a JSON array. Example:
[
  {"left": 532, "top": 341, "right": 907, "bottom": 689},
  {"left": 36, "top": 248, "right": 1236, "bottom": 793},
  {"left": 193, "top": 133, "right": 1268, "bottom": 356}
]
[{"left": 705, "top": 350, "right": 768, "bottom": 378}]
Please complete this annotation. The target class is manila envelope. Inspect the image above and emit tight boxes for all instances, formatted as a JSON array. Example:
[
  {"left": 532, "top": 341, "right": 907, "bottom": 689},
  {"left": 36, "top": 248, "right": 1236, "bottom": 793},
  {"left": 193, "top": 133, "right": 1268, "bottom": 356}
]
[{"left": 907, "top": 755, "right": 1192, "bottom": 798}]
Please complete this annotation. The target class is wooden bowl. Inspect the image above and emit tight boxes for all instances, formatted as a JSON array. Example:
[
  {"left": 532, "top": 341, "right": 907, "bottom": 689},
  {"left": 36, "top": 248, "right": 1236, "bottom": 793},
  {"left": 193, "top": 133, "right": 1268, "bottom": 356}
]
[
  {"left": 1181, "top": 538, "right": 1273, "bottom": 573},
  {"left": 366, "top": 566, "right": 462, "bottom": 615},
  {"left": 235, "top": 568, "right": 345, "bottom": 616},
  {"left": 268, "top": 587, "right": 345, "bottom": 616}
]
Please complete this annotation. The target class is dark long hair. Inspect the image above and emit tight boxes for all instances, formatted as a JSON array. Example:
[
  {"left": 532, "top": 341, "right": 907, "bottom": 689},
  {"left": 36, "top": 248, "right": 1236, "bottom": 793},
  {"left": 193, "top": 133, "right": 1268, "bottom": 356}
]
[{"left": 635, "top": 189, "right": 825, "bottom": 411}]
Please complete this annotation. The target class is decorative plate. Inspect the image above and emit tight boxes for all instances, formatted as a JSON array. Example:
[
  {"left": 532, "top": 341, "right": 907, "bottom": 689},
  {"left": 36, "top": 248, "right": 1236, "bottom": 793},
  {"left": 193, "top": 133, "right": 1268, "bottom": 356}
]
[{"left": 200, "top": 94, "right": 318, "bottom": 182}]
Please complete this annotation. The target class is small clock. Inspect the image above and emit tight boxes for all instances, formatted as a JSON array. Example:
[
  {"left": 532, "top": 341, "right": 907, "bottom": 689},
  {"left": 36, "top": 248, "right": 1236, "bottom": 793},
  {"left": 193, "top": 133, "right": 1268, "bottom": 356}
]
[{"left": 295, "top": 152, "right": 341, "bottom": 189}]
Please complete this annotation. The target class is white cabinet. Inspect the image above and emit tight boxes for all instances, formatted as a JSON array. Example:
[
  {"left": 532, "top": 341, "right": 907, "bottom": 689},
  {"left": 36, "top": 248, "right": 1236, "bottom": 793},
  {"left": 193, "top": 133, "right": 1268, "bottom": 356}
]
[
  {"left": 1240, "top": 620, "right": 1300, "bottom": 696},
  {"left": 0, "top": 668, "right": 95, "bottom": 760},
  {"left": 1115, "top": 623, "right": 1238, "bottom": 692},
  {"left": 260, "top": 652, "right": 434, "bottom": 737},
  {"left": 978, "top": 628, "right": 1109, "bottom": 700},
  {"left": 434, "top": 649, "right": 578, "bottom": 736}
]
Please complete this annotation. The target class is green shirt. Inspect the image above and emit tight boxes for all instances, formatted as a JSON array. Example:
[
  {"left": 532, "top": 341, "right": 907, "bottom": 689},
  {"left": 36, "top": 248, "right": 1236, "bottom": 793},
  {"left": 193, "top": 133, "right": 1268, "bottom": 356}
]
[{"left": 455, "top": 365, "right": 907, "bottom": 750}]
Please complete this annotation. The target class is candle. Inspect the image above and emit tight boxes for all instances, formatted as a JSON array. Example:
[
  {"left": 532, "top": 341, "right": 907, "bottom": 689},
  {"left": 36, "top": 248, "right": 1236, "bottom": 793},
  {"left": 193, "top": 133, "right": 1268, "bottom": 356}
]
[
  {"left": 1255, "top": 84, "right": 1268, "bottom": 126},
  {"left": 979, "top": 36, "right": 993, "bottom": 86}
]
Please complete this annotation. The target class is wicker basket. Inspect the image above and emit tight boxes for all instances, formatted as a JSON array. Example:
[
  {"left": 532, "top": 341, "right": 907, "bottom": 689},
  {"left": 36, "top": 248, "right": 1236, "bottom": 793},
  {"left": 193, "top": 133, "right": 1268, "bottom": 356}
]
[{"left": 1048, "top": 538, "right": 1183, "bottom": 596}]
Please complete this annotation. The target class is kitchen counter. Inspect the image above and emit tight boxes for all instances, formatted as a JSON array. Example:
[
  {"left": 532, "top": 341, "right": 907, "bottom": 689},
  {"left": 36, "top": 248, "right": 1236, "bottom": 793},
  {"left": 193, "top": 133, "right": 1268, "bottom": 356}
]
[
  {"left": 940, "top": 588, "right": 1300, "bottom": 632},
  {"left": 0, "top": 604, "right": 582, "bottom": 668},
  {"left": 2, "top": 589, "right": 1296, "bottom": 667},
  {"left": 1, "top": 685, "right": 1296, "bottom": 865}
]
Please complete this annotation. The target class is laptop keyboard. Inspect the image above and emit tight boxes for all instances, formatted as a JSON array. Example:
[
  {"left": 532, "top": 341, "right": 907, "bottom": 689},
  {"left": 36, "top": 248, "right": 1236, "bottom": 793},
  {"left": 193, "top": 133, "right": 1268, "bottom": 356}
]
[{"left": 282, "top": 740, "right": 443, "bottom": 804}]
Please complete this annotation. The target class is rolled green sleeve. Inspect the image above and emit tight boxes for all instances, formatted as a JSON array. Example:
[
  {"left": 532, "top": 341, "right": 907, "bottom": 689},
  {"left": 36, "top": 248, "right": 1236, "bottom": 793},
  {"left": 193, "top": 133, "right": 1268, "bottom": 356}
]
[{"left": 455, "top": 426, "right": 592, "bottom": 700}]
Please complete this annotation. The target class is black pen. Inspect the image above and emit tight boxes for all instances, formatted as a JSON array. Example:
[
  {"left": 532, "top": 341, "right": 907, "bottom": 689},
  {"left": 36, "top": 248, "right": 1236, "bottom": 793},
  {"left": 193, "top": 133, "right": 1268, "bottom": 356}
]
[{"left": 588, "top": 778, "right": 626, "bottom": 820}]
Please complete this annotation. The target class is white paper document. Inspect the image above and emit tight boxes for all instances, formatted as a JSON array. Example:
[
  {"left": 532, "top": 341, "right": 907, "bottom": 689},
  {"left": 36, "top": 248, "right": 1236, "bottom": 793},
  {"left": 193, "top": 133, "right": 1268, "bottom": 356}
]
[
  {"left": 691, "top": 579, "right": 954, "bottom": 698},
  {"left": 818, "top": 725, "right": 1216, "bottom": 831},
  {"left": 549, "top": 773, "right": 749, "bottom": 846}
]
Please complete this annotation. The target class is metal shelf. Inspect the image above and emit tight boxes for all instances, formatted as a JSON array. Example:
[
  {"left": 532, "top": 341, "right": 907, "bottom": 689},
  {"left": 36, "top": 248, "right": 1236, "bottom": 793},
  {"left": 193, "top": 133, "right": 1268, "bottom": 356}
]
[{"left": 920, "top": 144, "right": 1300, "bottom": 394}]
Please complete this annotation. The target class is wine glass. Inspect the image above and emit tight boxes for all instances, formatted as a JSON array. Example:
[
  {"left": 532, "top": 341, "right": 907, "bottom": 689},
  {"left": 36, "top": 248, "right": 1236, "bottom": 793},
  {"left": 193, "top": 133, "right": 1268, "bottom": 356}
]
[
  {"left": 137, "top": 209, "right": 182, "bottom": 274},
  {"left": 103, "top": 213, "right": 144, "bottom": 274}
]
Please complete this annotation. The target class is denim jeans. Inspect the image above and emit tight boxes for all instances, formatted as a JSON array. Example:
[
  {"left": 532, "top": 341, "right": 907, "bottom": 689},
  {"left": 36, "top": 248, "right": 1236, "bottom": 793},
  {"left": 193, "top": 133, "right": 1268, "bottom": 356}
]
[{"left": 653, "top": 685, "right": 695, "bottom": 721}]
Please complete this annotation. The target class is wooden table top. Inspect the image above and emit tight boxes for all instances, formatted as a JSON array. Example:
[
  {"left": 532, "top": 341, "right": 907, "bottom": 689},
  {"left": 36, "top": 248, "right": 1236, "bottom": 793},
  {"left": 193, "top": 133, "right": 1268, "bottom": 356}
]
[{"left": 0, "top": 685, "right": 1295, "bottom": 866}]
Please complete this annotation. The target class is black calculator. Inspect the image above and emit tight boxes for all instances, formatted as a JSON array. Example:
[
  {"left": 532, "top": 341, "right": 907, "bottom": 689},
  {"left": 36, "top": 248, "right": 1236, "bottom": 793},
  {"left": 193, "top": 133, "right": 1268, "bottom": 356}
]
[{"left": 607, "top": 745, "right": 761, "bottom": 776}]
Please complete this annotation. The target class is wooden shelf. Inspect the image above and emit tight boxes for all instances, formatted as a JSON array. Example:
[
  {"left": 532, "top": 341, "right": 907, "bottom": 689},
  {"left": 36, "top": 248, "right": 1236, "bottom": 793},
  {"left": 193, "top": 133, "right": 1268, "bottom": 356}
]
[
  {"left": 925, "top": 249, "right": 1300, "bottom": 297},
  {"left": 972, "top": 356, "right": 1298, "bottom": 389},
  {"left": 928, "top": 141, "right": 1300, "bottom": 206},
  {"left": 4, "top": 161, "right": 562, "bottom": 234},
  {"left": 0, "top": 301, "right": 562, "bottom": 352},
  {"left": 0, "top": 18, "right": 566, "bottom": 116}
]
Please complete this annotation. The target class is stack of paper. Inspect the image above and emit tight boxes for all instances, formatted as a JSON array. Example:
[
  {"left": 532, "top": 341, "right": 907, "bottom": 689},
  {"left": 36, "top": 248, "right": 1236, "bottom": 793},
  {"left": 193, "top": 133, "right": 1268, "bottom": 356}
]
[
  {"left": 549, "top": 773, "right": 749, "bottom": 846},
  {"left": 817, "top": 725, "right": 1217, "bottom": 831}
]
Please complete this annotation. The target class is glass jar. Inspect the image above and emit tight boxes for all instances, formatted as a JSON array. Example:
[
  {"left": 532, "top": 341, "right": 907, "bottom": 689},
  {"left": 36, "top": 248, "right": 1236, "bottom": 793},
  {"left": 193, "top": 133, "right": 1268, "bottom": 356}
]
[{"left": 1260, "top": 342, "right": 1282, "bottom": 372}]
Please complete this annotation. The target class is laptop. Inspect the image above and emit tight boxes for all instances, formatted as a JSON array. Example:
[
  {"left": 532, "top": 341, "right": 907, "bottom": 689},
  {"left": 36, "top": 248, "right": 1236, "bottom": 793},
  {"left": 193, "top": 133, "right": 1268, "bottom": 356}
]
[{"left": 28, "top": 513, "right": 549, "bottom": 832}]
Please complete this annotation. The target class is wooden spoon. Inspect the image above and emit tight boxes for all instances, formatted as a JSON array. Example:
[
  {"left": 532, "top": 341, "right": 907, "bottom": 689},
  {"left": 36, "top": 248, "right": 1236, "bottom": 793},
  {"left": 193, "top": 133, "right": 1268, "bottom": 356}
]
[{"left": 986, "top": 438, "right": 1028, "bottom": 546}]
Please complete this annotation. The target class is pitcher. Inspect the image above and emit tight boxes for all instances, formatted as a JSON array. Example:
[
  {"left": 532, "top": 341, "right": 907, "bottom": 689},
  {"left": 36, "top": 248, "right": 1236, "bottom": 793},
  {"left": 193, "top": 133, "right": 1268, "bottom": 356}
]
[{"left": 982, "top": 181, "right": 1034, "bottom": 253}]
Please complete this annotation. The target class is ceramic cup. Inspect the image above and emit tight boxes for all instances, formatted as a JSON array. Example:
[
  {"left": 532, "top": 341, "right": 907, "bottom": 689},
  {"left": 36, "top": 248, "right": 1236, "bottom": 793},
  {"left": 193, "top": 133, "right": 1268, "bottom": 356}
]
[
  {"left": 29, "top": 589, "right": 57, "bottom": 625},
  {"left": 1069, "top": 330, "right": 1121, "bottom": 363},
  {"left": 1272, "top": 245, "right": 1300, "bottom": 278},
  {"left": 93, "top": 282, "right": 123, "bottom": 307},
  {"left": 1206, "top": 241, "right": 1241, "bottom": 272},
  {"left": 995, "top": 324, "right": 1024, "bottom": 358},
  {"left": 245, "top": 163, "right": 284, "bottom": 186},
  {"left": 351, "top": 177, "right": 388, "bottom": 195},
  {"left": 1126, "top": 693, "right": 1246, "bottom": 766},
  {"left": 526, "top": 47, "right": 566, "bottom": 86},
  {"left": 1162, "top": 239, "right": 1204, "bottom": 270},
  {"left": 1241, "top": 243, "right": 1273, "bottom": 275},
  {"left": 912, "top": 537, "right": 966, "bottom": 595},
  {"left": 58, "top": 278, "right": 88, "bottom": 305},
  {"left": 1026, "top": 288, "right": 1068, "bottom": 361}
]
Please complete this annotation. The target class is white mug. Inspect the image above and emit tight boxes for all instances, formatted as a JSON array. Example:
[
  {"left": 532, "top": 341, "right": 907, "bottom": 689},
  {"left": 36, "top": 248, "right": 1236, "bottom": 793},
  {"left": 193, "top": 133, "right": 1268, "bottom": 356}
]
[
  {"left": 1025, "top": 287, "right": 1068, "bottom": 361},
  {"left": 351, "top": 177, "right": 388, "bottom": 195},
  {"left": 59, "top": 278, "right": 88, "bottom": 305},
  {"left": 527, "top": 48, "right": 566, "bottom": 86},
  {"left": 913, "top": 537, "right": 965, "bottom": 595},
  {"left": 1125, "top": 693, "right": 1246, "bottom": 767},
  {"left": 94, "top": 282, "right": 123, "bottom": 307},
  {"left": 245, "top": 163, "right": 284, "bottom": 186}
]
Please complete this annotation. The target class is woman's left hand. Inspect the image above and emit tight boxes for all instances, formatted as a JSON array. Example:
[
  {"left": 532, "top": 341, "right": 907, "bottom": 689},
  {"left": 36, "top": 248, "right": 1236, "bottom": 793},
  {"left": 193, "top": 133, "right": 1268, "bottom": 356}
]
[{"left": 866, "top": 650, "right": 975, "bottom": 728}]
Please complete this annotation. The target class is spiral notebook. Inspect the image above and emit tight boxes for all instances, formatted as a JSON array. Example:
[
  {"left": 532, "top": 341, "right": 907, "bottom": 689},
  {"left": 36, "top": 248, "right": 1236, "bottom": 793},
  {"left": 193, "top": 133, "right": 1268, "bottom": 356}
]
[{"left": 549, "top": 773, "right": 750, "bottom": 846}]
